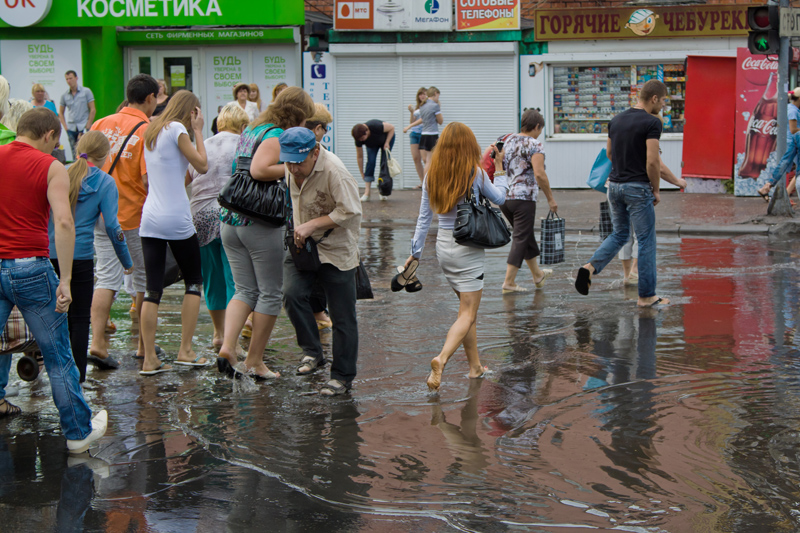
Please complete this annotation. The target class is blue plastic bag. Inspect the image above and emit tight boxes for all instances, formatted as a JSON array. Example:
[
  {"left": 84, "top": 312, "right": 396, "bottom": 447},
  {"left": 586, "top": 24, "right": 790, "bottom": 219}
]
[{"left": 587, "top": 148, "right": 612, "bottom": 194}]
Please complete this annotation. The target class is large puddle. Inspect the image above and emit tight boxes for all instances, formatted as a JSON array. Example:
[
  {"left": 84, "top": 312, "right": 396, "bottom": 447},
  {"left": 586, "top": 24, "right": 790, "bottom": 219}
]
[{"left": 2, "top": 231, "right": 800, "bottom": 532}]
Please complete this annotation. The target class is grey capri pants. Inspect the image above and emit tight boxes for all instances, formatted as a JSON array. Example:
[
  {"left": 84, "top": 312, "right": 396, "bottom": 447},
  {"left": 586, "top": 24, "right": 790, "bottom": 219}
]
[{"left": 221, "top": 221, "right": 284, "bottom": 315}]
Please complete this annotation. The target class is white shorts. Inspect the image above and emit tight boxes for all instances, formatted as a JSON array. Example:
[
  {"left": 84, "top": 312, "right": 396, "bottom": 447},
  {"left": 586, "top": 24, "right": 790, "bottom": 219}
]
[
  {"left": 619, "top": 224, "right": 638, "bottom": 261},
  {"left": 94, "top": 221, "right": 146, "bottom": 293},
  {"left": 435, "top": 228, "right": 485, "bottom": 293}
]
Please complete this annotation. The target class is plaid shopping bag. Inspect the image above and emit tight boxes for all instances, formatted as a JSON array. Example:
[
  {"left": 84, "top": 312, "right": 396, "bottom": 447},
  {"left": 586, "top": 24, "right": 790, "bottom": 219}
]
[
  {"left": 599, "top": 201, "right": 613, "bottom": 241},
  {"left": 0, "top": 307, "right": 37, "bottom": 354},
  {"left": 540, "top": 210, "right": 566, "bottom": 265}
]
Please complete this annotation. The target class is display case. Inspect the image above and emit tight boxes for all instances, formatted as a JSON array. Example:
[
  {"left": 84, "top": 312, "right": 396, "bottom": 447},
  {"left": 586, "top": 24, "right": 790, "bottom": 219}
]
[{"left": 551, "top": 63, "right": 686, "bottom": 135}]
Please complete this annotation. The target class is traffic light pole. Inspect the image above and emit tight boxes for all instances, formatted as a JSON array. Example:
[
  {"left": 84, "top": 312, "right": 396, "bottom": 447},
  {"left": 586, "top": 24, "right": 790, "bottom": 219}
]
[{"left": 769, "top": 0, "right": 794, "bottom": 217}]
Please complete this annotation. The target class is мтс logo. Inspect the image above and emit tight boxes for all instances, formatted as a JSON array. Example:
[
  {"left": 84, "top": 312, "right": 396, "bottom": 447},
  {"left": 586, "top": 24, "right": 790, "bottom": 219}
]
[{"left": 424, "top": 0, "right": 439, "bottom": 15}]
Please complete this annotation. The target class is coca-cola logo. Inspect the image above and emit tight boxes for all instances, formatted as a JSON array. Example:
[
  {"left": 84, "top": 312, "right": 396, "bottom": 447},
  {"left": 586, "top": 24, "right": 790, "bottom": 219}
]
[
  {"left": 742, "top": 57, "right": 779, "bottom": 71},
  {"left": 749, "top": 118, "right": 778, "bottom": 136}
]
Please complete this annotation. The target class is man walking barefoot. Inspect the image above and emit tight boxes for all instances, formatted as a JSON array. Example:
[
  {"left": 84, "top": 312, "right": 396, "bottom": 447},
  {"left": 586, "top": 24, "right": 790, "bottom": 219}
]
[{"left": 575, "top": 80, "right": 671, "bottom": 308}]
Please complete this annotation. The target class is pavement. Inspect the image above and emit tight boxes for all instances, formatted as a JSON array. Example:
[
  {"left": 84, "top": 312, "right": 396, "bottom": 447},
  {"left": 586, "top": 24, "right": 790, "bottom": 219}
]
[{"left": 360, "top": 188, "right": 798, "bottom": 236}]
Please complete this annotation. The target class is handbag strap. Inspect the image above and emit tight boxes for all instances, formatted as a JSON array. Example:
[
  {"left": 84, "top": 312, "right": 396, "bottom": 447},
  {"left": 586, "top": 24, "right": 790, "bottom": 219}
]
[
  {"left": 546, "top": 210, "right": 559, "bottom": 220},
  {"left": 249, "top": 125, "right": 280, "bottom": 157},
  {"left": 464, "top": 167, "right": 478, "bottom": 203},
  {"left": 108, "top": 121, "right": 146, "bottom": 176}
]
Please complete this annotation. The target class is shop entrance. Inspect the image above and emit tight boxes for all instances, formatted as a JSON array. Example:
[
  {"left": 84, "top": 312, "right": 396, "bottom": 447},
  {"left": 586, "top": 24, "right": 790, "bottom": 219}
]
[{"left": 129, "top": 49, "right": 200, "bottom": 96}]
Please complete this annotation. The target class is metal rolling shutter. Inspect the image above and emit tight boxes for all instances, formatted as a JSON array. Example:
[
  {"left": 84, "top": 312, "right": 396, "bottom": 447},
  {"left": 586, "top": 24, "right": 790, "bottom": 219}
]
[
  {"left": 333, "top": 56, "right": 402, "bottom": 188},
  {"left": 334, "top": 50, "right": 518, "bottom": 189},
  {"left": 399, "top": 55, "right": 518, "bottom": 185}
]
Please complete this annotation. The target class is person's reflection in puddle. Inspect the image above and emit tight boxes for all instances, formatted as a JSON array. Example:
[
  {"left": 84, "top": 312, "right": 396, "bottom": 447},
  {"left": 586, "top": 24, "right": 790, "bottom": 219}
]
[
  {"left": 429, "top": 378, "right": 489, "bottom": 476},
  {"left": 56, "top": 452, "right": 109, "bottom": 533}
]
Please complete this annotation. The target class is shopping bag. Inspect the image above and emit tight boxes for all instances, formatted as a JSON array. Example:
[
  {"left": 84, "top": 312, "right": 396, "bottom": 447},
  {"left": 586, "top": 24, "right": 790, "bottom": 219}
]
[
  {"left": 378, "top": 150, "right": 394, "bottom": 196},
  {"left": 540, "top": 210, "right": 565, "bottom": 265},
  {"left": 355, "top": 260, "right": 374, "bottom": 300},
  {"left": 386, "top": 150, "right": 402, "bottom": 178},
  {"left": 587, "top": 148, "right": 612, "bottom": 194},
  {"left": 599, "top": 201, "right": 613, "bottom": 241}
]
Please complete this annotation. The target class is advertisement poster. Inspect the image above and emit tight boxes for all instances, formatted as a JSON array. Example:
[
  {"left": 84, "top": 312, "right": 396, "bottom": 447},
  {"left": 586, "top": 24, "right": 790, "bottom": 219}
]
[
  {"left": 303, "top": 52, "right": 334, "bottom": 152},
  {"left": 534, "top": 5, "right": 749, "bottom": 41},
  {"left": 733, "top": 48, "right": 779, "bottom": 196},
  {"left": 252, "top": 47, "right": 297, "bottom": 104},
  {"left": 335, "top": 0, "right": 452, "bottom": 31},
  {"left": 456, "top": 0, "right": 519, "bottom": 31},
  {"left": 205, "top": 49, "right": 251, "bottom": 116}
]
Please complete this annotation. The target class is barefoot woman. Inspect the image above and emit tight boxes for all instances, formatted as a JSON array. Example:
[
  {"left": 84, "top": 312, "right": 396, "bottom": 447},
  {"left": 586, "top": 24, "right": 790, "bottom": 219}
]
[{"left": 405, "top": 122, "right": 508, "bottom": 391}]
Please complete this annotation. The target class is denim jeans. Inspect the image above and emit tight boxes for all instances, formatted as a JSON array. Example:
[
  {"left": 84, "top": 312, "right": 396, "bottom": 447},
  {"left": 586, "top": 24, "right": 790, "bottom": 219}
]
[
  {"left": 363, "top": 136, "right": 395, "bottom": 182},
  {"left": 588, "top": 181, "right": 657, "bottom": 298},
  {"left": 283, "top": 254, "right": 359, "bottom": 385},
  {"left": 67, "top": 130, "right": 80, "bottom": 161},
  {"left": 0, "top": 258, "right": 92, "bottom": 440},
  {"left": 769, "top": 132, "right": 800, "bottom": 186}
]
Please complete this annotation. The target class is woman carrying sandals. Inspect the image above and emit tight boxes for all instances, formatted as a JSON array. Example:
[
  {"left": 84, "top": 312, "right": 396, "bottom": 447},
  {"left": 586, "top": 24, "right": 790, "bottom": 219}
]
[
  {"left": 216, "top": 87, "right": 315, "bottom": 380},
  {"left": 139, "top": 90, "right": 209, "bottom": 375},
  {"left": 499, "top": 109, "right": 558, "bottom": 294},
  {"left": 404, "top": 122, "right": 508, "bottom": 392}
]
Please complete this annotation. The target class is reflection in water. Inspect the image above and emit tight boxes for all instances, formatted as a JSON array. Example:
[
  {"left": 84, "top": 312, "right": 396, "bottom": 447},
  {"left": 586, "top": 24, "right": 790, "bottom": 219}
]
[{"left": 4, "top": 235, "right": 800, "bottom": 530}]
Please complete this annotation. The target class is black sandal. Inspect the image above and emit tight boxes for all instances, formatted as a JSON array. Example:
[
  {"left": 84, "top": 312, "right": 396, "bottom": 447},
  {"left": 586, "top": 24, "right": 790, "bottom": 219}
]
[
  {"left": 575, "top": 267, "right": 592, "bottom": 296},
  {"left": 0, "top": 399, "right": 21, "bottom": 418},
  {"left": 320, "top": 379, "right": 351, "bottom": 396},
  {"left": 217, "top": 357, "right": 236, "bottom": 378},
  {"left": 296, "top": 356, "right": 324, "bottom": 376},
  {"left": 405, "top": 275, "right": 423, "bottom": 293}
]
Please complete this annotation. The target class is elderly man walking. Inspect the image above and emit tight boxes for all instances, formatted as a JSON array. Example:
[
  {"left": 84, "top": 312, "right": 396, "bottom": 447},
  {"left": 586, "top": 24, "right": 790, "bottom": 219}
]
[{"left": 281, "top": 127, "right": 363, "bottom": 396}]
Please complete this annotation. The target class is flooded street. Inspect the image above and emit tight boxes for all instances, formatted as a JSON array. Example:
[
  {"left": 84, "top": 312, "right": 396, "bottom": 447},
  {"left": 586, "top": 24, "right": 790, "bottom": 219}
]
[{"left": 2, "top": 227, "right": 800, "bottom": 532}]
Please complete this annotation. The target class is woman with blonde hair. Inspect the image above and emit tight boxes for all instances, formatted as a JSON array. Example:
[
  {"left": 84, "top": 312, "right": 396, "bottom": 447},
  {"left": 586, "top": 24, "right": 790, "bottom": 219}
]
[
  {"left": 405, "top": 122, "right": 508, "bottom": 392},
  {"left": 31, "top": 83, "right": 58, "bottom": 115},
  {"left": 271, "top": 82, "right": 288, "bottom": 102},
  {"left": 1, "top": 99, "right": 33, "bottom": 132},
  {"left": 140, "top": 90, "right": 209, "bottom": 375},
  {"left": 403, "top": 87, "right": 427, "bottom": 188},
  {"left": 216, "top": 86, "right": 315, "bottom": 380},
  {"left": 187, "top": 102, "right": 249, "bottom": 350},
  {"left": 153, "top": 78, "right": 170, "bottom": 116},
  {"left": 48, "top": 131, "right": 132, "bottom": 381},
  {"left": 248, "top": 83, "right": 263, "bottom": 113}
]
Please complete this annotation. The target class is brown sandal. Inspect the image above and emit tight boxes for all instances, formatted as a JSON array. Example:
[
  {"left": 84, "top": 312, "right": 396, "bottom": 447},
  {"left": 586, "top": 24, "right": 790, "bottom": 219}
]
[{"left": 0, "top": 398, "right": 21, "bottom": 418}]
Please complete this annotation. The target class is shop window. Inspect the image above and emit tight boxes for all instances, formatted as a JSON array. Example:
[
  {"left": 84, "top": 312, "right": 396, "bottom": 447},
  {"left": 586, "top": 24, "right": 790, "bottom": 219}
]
[
  {"left": 551, "top": 63, "right": 685, "bottom": 135},
  {"left": 138, "top": 57, "right": 152, "bottom": 77}
]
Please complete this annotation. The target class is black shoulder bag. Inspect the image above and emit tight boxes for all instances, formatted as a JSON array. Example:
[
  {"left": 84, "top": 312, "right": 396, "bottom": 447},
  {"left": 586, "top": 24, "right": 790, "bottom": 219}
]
[
  {"left": 108, "top": 121, "right": 146, "bottom": 175},
  {"left": 452, "top": 169, "right": 511, "bottom": 249},
  {"left": 218, "top": 126, "right": 288, "bottom": 227},
  {"left": 285, "top": 223, "right": 334, "bottom": 272}
]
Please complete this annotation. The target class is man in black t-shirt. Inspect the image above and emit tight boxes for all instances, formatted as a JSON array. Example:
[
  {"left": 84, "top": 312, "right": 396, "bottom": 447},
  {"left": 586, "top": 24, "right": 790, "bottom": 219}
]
[
  {"left": 351, "top": 119, "right": 395, "bottom": 202},
  {"left": 575, "top": 80, "right": 670, "bottom": 308}
]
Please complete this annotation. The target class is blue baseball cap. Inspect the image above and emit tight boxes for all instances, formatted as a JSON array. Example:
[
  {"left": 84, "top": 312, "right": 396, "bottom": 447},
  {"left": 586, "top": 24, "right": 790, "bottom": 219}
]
[{"left": 279, "top": 127, "right": 317, "bottom": 163}]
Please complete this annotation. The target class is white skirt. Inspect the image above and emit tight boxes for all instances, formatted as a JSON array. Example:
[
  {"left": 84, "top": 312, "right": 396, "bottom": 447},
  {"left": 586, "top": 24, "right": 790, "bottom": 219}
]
[{"left": 436, "top": 228, "right": 485, "bottom": 292}]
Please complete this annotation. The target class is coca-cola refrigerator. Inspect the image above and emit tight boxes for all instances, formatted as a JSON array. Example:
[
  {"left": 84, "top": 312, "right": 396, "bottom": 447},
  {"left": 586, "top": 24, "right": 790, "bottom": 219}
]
[
  {"left": 681, "top": 55, "right": 736, "bottom": 190},
  {"left": 733, "top": 49, "right": 779, "bottom": 196}
]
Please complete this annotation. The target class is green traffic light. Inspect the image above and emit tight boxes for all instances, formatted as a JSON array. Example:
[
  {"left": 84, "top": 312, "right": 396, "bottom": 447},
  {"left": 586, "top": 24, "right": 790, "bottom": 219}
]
[{"left": 755, "top": 34, "right": 769, "bottom": 52}]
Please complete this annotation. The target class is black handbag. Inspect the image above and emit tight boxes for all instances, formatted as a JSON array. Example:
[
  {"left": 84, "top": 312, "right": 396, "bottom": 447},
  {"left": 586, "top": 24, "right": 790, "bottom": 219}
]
[
  {"left": 218, "top": 126, "right": 288, "bottom": 227},
  {"left": 355, "top": 260, "right": 373, "bottom": 300},
  {"left": 285, "top": 227, "right": 333, "bottom": 272},
  {"left": 453, "top": 169, "right": 511, "bottom": 249}
]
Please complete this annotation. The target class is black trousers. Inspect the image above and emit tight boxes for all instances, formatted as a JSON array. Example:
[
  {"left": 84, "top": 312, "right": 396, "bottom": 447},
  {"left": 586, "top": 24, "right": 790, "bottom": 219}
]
[
  {"left": 51, "top": 259, "right": 94, "bottom": 382},
  {"left": 141, "top": 235, "right": 203, "bottom": 304},
  {"left": 500, "top": 199, "right": 540, "bottom": 268}
]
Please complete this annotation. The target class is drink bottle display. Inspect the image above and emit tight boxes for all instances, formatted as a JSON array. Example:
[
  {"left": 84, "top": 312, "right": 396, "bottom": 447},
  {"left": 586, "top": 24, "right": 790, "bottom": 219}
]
[{"left": 740, "top": 72, "right": 778, "bottom": 178}]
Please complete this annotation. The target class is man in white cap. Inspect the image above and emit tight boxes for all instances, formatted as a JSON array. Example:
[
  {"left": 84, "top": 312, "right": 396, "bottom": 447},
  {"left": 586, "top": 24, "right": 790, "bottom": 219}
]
[{"left": 280, "top": 127, "right": 362, "bottom": 396}]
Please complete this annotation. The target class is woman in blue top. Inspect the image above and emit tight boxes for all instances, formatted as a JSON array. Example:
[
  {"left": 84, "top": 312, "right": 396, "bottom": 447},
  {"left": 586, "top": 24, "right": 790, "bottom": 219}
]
[
  {"left": 759, "top": 87, "right": 800, "bottom": 200},
  {"left": 48, "top": 131, "right": 132, "bottom": 382},
  {"left": 403, "top": 87, "right": 427, "bottom": 188},
  {"left": 405, "top": 122, "right": 509, "bottom": 392},
  {"left": 31, "top": 84, "right": 58, "bottom": 115},
  {"left": 216, "top": 86, "right": 315, "bottom": 380}
]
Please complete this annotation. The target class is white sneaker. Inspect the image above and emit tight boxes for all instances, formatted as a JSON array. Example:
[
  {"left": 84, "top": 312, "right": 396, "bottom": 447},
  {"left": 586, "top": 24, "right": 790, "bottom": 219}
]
[
  {"left": 67, "top": 410, "right": 108, "bottom": 454},
  {"left": 360, "top": 194, "right": 370, "bottom": 202},
  {"left": 67, "top": 452, "right": 110, "bottom": 479},
  {"left": 380, "top": 195, "right": 388, "bottom": 201}
]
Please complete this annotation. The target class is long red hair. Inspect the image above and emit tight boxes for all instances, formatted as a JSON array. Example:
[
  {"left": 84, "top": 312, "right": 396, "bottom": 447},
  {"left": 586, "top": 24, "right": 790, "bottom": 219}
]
[{"left": 427, "top": 122, "right": 481, "bottom": 214}]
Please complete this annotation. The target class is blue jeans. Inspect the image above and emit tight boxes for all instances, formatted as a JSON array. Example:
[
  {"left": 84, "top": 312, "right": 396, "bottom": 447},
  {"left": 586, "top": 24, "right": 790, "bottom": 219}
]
[
  {"left": 363, "top": 136, "right": 395, "bottom": 182},
  {"left": 66, "top": 130, "right": 80, "bottom": 160},
  {"left": 0, "top": 258, "right": 92, "bottom": 440},
  {"left": 769, "top": 133, "right": 800, "bottom": 186},
  {"left": 588, "top": 182, "right": 657, "bottom": 298}
]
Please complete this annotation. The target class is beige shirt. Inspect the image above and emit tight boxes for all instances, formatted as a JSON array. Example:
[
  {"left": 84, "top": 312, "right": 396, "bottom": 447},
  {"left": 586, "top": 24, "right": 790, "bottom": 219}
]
[{"left": 287, "top": 148, "right": 362, "bottom": 271}]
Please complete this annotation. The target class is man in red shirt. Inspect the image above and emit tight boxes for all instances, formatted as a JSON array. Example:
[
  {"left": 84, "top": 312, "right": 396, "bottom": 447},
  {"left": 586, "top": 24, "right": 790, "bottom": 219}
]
[{"left": 0, "top": 108, "right": 107, "bottom": 453}]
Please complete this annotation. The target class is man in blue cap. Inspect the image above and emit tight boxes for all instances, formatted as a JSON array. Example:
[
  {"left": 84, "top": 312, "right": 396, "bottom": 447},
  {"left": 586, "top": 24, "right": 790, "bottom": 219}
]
[{"left": 280, "top": 127, "right": 362, "bottom": 396}]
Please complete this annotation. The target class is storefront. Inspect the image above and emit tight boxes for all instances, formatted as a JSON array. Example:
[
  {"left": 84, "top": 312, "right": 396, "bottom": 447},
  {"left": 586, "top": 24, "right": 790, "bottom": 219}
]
[
  {"left": 0, "top": 0, "right": 303, "bottom": 149},
  {"left": 524, "top": 5, "right": 750, "bottom": 189},
  {"left": 329, "top": 0, "right": 523, "bottom": 189}
]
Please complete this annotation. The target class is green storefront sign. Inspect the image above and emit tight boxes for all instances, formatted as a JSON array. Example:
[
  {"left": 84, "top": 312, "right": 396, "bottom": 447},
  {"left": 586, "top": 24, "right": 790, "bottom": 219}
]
[
  {"left": 0, "top": 0, "right": 304, "bottom": 118},
  {"left": 0, "top": 0, "right": 302, "bottom": 28}
]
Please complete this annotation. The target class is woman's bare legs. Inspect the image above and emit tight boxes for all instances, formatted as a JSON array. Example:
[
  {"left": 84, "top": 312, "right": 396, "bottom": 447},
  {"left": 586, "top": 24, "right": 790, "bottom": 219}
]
[
  {"left": 218, "top": 299, "right": 251, "bottom": 367},
  {"left": 243, "top": 312, "right": 280, "bottom": 377},
  {"left": 427, "top": 290, "right": 483, "bottom": 391},
  {"left": 410, "top": 143, "right": 424, "bottom": 186}
]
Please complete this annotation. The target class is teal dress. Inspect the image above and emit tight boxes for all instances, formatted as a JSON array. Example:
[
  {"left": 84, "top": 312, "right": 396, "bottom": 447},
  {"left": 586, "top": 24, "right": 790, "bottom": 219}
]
[{"left": 220, "top": 123, "right": 284, "bottom": 227}]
